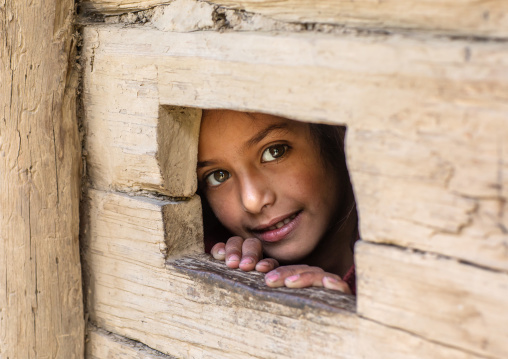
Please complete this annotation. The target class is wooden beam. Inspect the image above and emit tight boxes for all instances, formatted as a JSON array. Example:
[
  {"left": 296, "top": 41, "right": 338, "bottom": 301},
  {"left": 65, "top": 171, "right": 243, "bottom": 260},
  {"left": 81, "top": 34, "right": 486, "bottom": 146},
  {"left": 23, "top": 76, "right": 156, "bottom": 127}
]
[
  {"left": 0, "top": 0, "right": 84, "bottom": 357},
  {"left": 357, "top": 319, "right": 486, "bottom": 359},
  {"left": 82, "top": 25, "right": 508, "bottom": 272},
  {"left": 356, "top": 241, "right": 508, "bottom": 359},
  {"left": 83, "top": 191, "right": 486, "bottom": 358},
  {"left": 82, "top": 189, "right": 358, "bottom": 358},
  {"left": 87, "top": 325, "right": 177, "bottom": 359},
  {"left": 79, "top": 0, "right": 508, "bottom": 38},
  {"left": 82, "top": 39, "right": 201, "bottom": 197}
]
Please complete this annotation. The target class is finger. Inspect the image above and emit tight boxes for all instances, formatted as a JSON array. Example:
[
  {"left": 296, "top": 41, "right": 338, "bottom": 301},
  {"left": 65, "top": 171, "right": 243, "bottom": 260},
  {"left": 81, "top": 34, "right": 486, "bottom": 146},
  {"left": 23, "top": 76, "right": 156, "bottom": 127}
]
[
  {"left": 284, "top": 270, "right": 328, "bottom": 288},
  {"left": 322, "top": 276, "right": 351, "bottom": 293},
  {"left": 284, "top": 272, "right": 352, "bottom": 293},
  {"left": 264, "top": 265, "right": 315, "bottom": 287},
  {"left": 225, "top": 236, "right": 244, "bottom": 268},
  {"left": 239, "top": 237, "right": 263, "bottom": 271},
  {"left": 255, "top": 258, "right": 279, "bottom": 273},
  {"left": 210, "top": 242, "right": 226, "bottom": 261}
]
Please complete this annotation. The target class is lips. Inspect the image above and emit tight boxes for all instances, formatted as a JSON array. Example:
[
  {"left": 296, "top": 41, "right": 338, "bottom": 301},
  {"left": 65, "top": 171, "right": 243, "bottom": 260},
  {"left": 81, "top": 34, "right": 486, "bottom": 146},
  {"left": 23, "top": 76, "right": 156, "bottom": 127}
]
[
  {"left": 265, "top": 213, "right": 298, "bottom": 230},
  {"left": 251, "top": 211, "right": 302, "bottom": 243}
]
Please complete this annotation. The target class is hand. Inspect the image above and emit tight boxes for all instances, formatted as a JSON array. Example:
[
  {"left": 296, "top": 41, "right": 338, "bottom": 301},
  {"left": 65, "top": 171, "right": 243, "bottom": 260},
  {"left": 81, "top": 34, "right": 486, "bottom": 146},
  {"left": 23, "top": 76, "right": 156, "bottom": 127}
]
[
  {"left": 210, "top": 236, "right": 279, "bottom": 273},
  {"left": 264, "top": 265, "right": 351, "bottom": 293},
  {"left": 211, "top": 237, "right": 351, "bottom": 293}
]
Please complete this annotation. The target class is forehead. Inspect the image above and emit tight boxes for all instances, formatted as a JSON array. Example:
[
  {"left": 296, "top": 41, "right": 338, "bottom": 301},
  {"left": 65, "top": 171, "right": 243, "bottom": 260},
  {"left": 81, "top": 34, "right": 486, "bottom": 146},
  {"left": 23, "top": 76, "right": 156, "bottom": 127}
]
[
  {"left": 199, "top": 110, "right": 309, "bottom": 156},
  {"left": 201, "top": 110, "right": 287, "bottom": 134}
]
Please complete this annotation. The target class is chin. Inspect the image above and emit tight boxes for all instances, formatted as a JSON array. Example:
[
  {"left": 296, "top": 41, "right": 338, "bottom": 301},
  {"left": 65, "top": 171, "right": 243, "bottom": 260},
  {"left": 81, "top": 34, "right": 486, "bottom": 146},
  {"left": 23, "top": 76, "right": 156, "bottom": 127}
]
[{"left": 264, "top": 245, "right": 312, "bottom": 264}]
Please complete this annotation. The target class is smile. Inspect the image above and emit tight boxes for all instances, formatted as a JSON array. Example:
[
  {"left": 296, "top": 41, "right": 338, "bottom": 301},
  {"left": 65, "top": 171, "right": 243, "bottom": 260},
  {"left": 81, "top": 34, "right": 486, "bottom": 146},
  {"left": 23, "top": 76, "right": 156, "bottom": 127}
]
[
  {"left": 265, "top": 213, "right": 298, "bottom": 231},
  {"left": 251, "top": 211, "right": 302, "bottom": 243}
]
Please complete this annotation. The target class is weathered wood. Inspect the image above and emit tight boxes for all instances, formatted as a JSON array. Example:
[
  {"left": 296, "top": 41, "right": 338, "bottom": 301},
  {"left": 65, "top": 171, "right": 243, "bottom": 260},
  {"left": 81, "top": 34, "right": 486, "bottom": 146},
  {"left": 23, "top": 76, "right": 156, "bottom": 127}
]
[
  {"left": 87, "top": 325, "right": 177, "bottom": 359},
  {"left": 356, "top": 319, "right": 486, "bottom": 359},
  {"left": 82, "top": 40, "right": 201, "bottom": 197},
  {"left": 80, "top": 0, "right": 508, "bottom": 38},
  {"left": 82, "top": 190, "right": 488, "bottom": 358},
  {"left": 356, "top": 240, "right": 508, "bottom": 359},
  {"left": 0, "top": 0, "right": 84, "bottom": 357},
  {"left": 157, "top": 106, "right": 201, "bottom": 197},
  {"left": 82, "top": 190, "right": 358, "bottom": 358},
  {"left": 348, "top": 119, "right": 508, "bottom": 271},
  {"left": 82, "top": 25, "right": 508, "bottom": 272},
  {"left": 82, "top": 189, "right": 203, "bottom": 262}
]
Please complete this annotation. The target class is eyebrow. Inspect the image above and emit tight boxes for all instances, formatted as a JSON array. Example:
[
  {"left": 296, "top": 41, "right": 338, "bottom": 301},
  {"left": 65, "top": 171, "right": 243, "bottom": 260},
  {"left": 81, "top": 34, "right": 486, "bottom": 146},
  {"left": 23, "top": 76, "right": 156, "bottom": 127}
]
[
  {"left": 244, "top": 123, "right": 288, "bottom": 150},
  {"left": 197, "top": 122, "right": 289, "bottom": 169},
  {"left": 197, "top": 160, "right": 216, "bottom": 169}
]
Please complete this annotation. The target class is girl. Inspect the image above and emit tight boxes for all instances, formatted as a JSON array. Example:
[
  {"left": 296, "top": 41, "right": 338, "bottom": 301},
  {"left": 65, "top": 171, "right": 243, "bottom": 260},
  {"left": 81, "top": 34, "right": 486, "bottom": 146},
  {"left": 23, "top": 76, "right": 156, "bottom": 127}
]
[{"left": 197, "top": 110, "right": 358, "bottom": 294}]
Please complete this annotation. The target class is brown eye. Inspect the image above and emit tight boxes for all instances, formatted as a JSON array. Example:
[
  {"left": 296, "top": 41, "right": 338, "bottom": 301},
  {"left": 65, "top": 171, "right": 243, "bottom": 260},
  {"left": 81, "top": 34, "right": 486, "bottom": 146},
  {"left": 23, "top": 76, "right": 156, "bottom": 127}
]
[
  {"left": 261, "top": 144, "right": 289, "bottom": 162},
  {"left": 205, "top": 170, "right": 230, "bottom": 186}
]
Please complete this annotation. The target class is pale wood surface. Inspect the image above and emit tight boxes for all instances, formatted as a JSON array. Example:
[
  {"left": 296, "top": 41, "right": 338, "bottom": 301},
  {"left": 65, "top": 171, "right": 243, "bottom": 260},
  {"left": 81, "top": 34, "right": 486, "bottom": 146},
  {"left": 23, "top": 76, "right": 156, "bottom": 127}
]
[
  {"left": 82, "top": 190, "right": 358, "bottom": 358},
  {"left": 157, "top": 106, "right": 201, "bottom": 197},
  {"left": 356, "top": 319, "right": 486, "bottom": 359},
  {"left": 80, "top": 0, "right": 508, "bottom": 37},
  {"left": 82, "top": 189, "right": 203, "bottom": 262},
  {"left": 87, "top": 325, "right": 177, "bottom": 358},
  {"left": 0, "top": 0, "right": 84, "bottom": 357},
  {"left": 356, "top": 240, "right": 508, "bottom": 359},
  {"left": 82, "top": 190, "right": 488, "bottom": 358},
  {"left": 82, "top": 37, "right": 201, "bottom": 197},
  {"left": 83, "top": 25, "right": 508, "bottom": 273}
]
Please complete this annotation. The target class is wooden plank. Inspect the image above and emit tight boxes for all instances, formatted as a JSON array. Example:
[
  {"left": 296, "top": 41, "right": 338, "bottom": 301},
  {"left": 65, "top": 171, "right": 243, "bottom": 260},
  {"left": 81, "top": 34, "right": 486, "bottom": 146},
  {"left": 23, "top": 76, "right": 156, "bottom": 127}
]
[
  {"left": 80, "top": 0, "right": 508, "bottom": 38},
  {"left": 356, "top": 241, "right": 508, "bottom": 359},
  {"left": 82, "top": 189, "right": 203, "bottom": 262},
  {"left": 82, "top": 42, "right": 201, "bottom": 198},
  {"left": 0, "top": 0, "right": 84, "bottom": 357},
  {"left": 87, "top": 325, "right": 177, "bottom": 358},
  {"left": 348, "top": 105, "right": 508, "bottom": 271},
  {"left": 82, "top": 190, "right": 489, "bottom": 358},
  {"left": 82, "top": 190, "right": 359, "bottom": 358},
  {"left": 357, "top": 319, "right": 487, "bottom": 359},
  {"left": 82, "top": 25, "right": 508, "bottom": 271},
  {"left": 85, "top": 256, "right": 489, "bottom": 359},
  {"left": 157, "top": 106, "right": 201, "bottom": 197}
]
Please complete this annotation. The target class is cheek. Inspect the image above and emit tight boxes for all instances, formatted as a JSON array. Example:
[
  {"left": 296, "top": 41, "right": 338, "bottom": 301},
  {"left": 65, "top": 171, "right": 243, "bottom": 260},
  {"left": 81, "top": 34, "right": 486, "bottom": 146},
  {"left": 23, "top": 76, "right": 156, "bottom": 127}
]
[
  {"left": 284, "top": 168, "right": 323, "bottom": 201},
  {"left": 292, "top": 166, "right": 341, "bottom": 214},
  {"left": 207, "top": 193, "right": 241, "bottom": 230}
]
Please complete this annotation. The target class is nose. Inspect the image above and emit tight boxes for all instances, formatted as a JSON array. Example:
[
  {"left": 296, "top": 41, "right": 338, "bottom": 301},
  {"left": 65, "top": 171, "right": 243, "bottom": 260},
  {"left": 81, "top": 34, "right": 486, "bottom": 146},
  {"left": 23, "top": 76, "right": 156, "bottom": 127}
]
[{"left": 238, "top": 171, "right": 275, "bottom": 214}]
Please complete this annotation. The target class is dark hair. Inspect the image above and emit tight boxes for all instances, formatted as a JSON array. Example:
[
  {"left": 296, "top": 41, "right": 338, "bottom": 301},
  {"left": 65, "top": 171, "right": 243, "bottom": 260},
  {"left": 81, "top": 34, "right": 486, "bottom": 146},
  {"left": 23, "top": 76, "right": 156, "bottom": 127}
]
[
  {"left": 308, "top": 123, "right": 358, "bottom": 249},
  {"left": 308, "top": 123, "right": 347, "bottom": 175}
]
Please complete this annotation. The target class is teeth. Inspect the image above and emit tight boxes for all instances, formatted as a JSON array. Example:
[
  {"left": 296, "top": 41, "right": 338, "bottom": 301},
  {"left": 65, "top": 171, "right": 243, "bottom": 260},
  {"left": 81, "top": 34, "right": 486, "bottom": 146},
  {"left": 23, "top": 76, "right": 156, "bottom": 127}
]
[{"left": 266, "top": 213, "right": 297, "bottom": 231}]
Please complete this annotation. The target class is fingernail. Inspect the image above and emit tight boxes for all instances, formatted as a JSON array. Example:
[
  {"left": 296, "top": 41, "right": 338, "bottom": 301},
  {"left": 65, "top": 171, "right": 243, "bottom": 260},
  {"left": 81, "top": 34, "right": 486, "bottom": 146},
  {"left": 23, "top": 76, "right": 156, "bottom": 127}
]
[
  {"left": 217, "top": 248, "right": 225, "bottom": 255},
  {"left": 286, "top": 275, "right": 299, "bottom": 282},
  {"left": 226, "top": 254, "right": 239, "bottom": 263},
  {"left": 240, "top": 258, "right": 253, "bottom": 266},
  {"left": 324, "top": 276, "right": 338, "bottom": 283},
  {"left": 265, "top": 273, "right": 279, "bottom": 283}
]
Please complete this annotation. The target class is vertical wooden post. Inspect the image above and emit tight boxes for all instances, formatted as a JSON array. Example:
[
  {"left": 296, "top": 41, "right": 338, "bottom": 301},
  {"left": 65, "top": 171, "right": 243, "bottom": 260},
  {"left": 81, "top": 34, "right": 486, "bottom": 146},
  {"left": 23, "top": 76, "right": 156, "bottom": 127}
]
[{"left": 0, "top": 0, "right": 84, "bottom": 357}]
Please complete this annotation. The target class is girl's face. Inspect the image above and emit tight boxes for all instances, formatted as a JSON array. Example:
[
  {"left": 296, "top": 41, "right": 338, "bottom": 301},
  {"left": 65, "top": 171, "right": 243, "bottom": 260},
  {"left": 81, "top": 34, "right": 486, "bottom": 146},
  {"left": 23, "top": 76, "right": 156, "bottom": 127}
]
[{"left": 197, "top": 110, "right": 343, "bottom": 263}]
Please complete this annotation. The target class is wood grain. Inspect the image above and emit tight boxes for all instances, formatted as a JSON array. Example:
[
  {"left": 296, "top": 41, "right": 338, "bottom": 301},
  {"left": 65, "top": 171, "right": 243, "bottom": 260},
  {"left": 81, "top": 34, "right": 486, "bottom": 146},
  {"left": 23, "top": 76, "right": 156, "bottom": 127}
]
[
  {"left": 81, "top": 189, "right": 358, "bottom": 358},
  {"left": 0, "top": 0, "right": 84, "bottom": 357},
  {"left": 87, "top": 325, "right": 177, "bottom": 359},
  {"left": 356, "top": 240, "right": 508, "bottom": 359},
  {"left": 356, "top": 319, "right": 486, "bottom": 359},
  {"left": 82, "top": 40, "right": 201, "bottom": 197},
  {"left": 79, "top": 0, "right": 508, "bottom": 38},
  {"left": 82, "top": 189, "right": 488, "bottom": 358},
  {"left": 82, "top": 25, "right": 508, "bottom": 272}
]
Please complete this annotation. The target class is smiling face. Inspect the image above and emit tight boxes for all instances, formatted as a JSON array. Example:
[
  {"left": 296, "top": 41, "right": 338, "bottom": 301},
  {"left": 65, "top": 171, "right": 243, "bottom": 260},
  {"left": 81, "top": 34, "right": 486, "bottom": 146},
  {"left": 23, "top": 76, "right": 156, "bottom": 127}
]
[{"left": 197, "top": 110, "right": 345, "bottom": 263}]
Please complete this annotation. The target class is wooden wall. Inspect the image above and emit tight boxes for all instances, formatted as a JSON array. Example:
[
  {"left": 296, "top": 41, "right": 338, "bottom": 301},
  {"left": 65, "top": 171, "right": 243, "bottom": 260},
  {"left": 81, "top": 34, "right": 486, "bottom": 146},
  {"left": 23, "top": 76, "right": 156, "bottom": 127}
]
[
  {"left": 0, "top": 0, "right": 84, "bottom": 357},
  {"left": 79, "top": 0, "right": 508, "bottom": 358}
]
